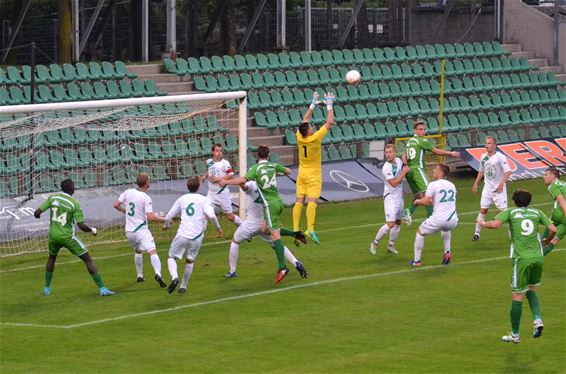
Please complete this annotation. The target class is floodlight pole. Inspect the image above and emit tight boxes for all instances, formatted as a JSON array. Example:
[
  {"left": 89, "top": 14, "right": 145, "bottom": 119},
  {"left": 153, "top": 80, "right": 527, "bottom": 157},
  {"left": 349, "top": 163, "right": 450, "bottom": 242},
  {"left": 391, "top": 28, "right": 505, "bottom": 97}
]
[
  {"left": 166, "top": 0, "right": 177, "bottom": 57},
  {"left": 305, "top": 0, "right": 312, "bottom": 52},
  {"left": 277, "top": 0, "right": 287, "bottom": 50},
  {"left": 142, "top": 0, "right": 149, "bottom": 62},
  {"left": 71, "top": 0, "right": 80, "bottom": 62}
]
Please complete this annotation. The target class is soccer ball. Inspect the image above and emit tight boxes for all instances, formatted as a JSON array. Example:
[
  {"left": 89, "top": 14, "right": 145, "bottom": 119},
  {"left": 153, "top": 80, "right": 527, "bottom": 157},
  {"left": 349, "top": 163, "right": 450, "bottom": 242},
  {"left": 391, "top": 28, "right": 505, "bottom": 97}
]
[{"left": 345, "top": 70, "right": 361, "bottom": 85}]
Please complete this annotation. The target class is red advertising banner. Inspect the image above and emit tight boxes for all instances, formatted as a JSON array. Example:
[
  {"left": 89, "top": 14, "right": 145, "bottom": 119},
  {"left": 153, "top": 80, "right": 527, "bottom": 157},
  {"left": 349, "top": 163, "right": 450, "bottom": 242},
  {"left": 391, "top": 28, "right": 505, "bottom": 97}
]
[{"left": 459, "top": 137, "right": 566, "bottom": 181}]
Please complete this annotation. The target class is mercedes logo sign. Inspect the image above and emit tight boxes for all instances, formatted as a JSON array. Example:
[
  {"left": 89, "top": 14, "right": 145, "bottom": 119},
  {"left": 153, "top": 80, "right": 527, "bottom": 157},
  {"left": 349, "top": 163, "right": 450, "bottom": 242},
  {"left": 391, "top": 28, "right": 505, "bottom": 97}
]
[{"left": 329, "top": 170, "right": 370, "bottom": 193}]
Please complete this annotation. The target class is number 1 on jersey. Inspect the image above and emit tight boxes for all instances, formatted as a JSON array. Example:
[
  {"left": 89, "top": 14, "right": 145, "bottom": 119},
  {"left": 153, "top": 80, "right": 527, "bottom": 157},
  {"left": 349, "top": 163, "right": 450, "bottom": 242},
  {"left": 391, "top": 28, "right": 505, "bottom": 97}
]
[{"left": 303, "top": 146, "right": 307, "bottom": 158}]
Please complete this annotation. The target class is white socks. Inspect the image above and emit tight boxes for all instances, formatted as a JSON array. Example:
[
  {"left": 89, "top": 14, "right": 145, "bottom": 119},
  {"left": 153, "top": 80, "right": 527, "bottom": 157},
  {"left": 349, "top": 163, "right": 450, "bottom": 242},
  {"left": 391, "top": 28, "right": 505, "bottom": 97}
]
[
  {"left": 441, "top": 230, "right": 451, "bottom": 253},
  {"left": 134, "top": 253, "right": 143, "bottom": 277},
  {"left": 374, "top": 224, "right": 391, "bottom": 243},
  {"left": 389, "top": 225, "right": 401, "bottom": 245},
  {"left": 284, "top": 246, "right": 298, "bottom": 265},
  {"left": 180, "top": 262, "right": 194, "bottom": 289},
  {"left": 233, "top": 216, "right": 242, "bottom": 226},
  {"left": 414, "top": 233, "right": 425, "bottom": 262},
  {"left": 229, "top": 241, "right": 239, "bottom": 273},
  {"left": 475, "top": 212, "right": 486, "bottom": 235},
  {"left": 167, "top": 257, "right": 178, "bottom": 280},
  {"left": 150, "top": 254, "right": 162, "bottom": 276}
]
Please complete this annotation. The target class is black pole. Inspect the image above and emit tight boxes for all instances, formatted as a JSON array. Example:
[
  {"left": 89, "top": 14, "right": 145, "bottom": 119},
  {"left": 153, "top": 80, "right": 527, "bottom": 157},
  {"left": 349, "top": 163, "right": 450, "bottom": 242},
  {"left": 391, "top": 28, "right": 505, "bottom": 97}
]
[{"left": 30, "top": 41, "right": 35, "bottom": 104}]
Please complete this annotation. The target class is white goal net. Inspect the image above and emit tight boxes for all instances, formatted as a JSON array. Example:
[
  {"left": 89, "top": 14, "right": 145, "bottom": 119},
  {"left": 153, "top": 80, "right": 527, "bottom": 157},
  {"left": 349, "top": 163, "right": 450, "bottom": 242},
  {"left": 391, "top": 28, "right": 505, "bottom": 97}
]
[{"left": 0, "top": 92, "right": 247, "bottom": 256}]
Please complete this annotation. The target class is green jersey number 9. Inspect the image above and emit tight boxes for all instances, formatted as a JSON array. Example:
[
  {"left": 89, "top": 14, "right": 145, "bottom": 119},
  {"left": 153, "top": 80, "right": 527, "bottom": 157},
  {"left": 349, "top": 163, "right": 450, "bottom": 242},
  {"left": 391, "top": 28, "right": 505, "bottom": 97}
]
[
  {"left": 520, "top": 219, "right": 534, "bottom": 236},
  {"left": 407, "top": 147, "right": 417, "bottom": 160}
]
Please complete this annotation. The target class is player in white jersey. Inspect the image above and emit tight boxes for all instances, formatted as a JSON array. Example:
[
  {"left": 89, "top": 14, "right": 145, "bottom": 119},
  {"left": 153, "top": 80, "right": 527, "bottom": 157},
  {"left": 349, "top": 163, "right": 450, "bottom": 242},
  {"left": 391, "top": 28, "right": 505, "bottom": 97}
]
[
  {"left": 370, "top": 144, "right": 410, "bottom": 255},
  {"left": 163, "top": 176, "right": 223, "bottom": 294},
  {"left": 472, "top": 136, "right": 512, "bottom": 241},
  {"left": 113, "top": 173, "right": 167, "bottom": 287},
  {"left": 225, "top": 180, "right": 308, "bottom": 279},
  {"left": 202, "top": 143, "right": 242, "bottom": 228},
  {"left": 411, "top": 163, "right": 458, "bottom": 266}
]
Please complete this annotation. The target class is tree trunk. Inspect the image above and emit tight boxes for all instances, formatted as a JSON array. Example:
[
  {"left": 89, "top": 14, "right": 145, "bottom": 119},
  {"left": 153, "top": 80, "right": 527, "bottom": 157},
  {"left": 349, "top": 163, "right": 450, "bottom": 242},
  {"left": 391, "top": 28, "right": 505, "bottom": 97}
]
[
  {"left": 220, "top": 0, "right": 235, "bottom": 55},
  {"left": 5, "top": 0, "right": 23, "bottom": 64},
  {"left": 130, "top": 1, "right": 142, "bottom": 61}
]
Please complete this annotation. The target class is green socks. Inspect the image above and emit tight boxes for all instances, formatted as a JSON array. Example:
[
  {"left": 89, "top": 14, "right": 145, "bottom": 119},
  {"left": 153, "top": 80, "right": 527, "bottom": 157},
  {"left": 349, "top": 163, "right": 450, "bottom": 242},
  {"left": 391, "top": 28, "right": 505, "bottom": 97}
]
[
  {"left": 45, "top": 271, "right": 53, "bottom": 288},
  {"left": 510, "top": 300, "right": 522, "bottom": 335},
  {"left": 91, "top": 272, "right": 105, "bottom": 288},
  {"left": 408, "top": 204, "right": 416, "bottom": 215},
  {"left": 280, "top": 228, "right": 297, "bottom": 237},
  {"left": 543, "top": 243, "right": 555, "bottom": 256},
  {"left": 273, "top": 239, "right": 286, "bottom": 270},
  {"left": 425, "top": 205, "right": 433, "bottom": 217},
  {"left": 526, "top": 291, "right": 541, "bottom": 320}
]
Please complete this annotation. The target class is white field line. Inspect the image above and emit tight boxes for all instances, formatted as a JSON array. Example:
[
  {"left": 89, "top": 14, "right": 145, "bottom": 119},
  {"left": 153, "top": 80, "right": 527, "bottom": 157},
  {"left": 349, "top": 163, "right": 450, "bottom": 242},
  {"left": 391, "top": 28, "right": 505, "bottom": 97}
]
[
  {"left": 2, "top": 248, "right": 563, "bottom": 330},
  {"left": 0, "top": 202, "right": 553, "bottom": 274}
]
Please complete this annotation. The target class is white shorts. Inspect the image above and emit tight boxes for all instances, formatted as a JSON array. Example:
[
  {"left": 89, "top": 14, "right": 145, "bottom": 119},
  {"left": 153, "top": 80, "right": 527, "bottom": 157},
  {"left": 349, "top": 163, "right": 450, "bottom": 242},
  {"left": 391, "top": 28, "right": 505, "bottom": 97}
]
[
  {"left": 168, "top": 234, "right": 203, "bottom": 261},
  {"left": 419, "top": 217, "right": 458, "bottom": 235},
  {"left": 233, "top": 219, "right": 271, "bottom": 243},
  {"left": 384, "top": 196, "right": 404, "bottom": 222},
  {"left": 126, "top": 231, "right": 156, "bottom": 252},
  {"left": 480, "top": 187, "right": 508, "bottom": 210},
  {"left": 208, "top": 192, "right": 233, "bottom": 214}
]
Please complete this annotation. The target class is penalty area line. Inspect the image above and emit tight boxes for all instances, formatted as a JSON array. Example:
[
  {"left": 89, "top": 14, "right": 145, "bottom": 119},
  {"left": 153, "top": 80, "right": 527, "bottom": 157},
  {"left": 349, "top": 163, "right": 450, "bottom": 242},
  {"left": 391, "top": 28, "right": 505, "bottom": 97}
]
[{"left": 1, "top": 248, "right": 563, "bottom": 330}]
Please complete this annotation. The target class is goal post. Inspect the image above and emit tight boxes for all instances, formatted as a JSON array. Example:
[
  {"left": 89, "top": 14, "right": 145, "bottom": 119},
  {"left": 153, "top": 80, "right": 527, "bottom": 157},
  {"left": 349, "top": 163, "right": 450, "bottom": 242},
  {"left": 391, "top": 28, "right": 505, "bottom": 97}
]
[{"left": 0, "top": 91, "right": 248, "bottom": 257}]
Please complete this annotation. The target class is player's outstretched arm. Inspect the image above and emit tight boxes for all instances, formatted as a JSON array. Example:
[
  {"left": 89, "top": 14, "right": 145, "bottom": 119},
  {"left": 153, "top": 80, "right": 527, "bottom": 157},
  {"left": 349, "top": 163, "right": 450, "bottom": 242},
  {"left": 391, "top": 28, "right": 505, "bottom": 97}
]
[
  {"left": 204, "top": 205, "right": 224, "bottom": 238},
  {"left": 33, "top": 208, "right": 44, "bottom": 219},
  {"left": 323, "top": 92, "right": 335, "bottom": 131},
  {"left": 478, "top": 219, "right": 502, "bottom": 229},
  {"left": 77, "top": 222, "right": 98, "bottom": 235},
  {"left": 432, "top": 148, "right": 460, "bottom": 158},
  {"left": 163, "top": 200, "right": 182, "bottom": 229},
  {"left": 414, "top": 196, "right": 433, "bottom": 206},
  {"left": 219, "top": 176, "right": 247, "bottom": 188},
  {"left": 302, "top": 92, "right": 319, "bottom": 123},
  {"left": 147, "top": 212, "right": 165, "bottom": 222},
  {"left": 472, "top": 171, "right": 484, "bottom": 193}
]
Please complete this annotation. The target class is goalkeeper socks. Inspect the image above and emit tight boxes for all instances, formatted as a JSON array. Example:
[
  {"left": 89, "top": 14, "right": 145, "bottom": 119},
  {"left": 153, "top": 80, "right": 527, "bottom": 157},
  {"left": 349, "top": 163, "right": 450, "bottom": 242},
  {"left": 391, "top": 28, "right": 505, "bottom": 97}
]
[
  {"left": 45, "top": 271, "right": 53, "bottom": 288},
  {"left": 91, "top": 272, "right": 105, "bottom": 288},
  {"left": 425, "top": 205, "right": 433, "bottom": 217},
  {"left": 441, "top": 230, "right": 451, "bottom": 253},
  {"left": 280, "top": 228, "right": 297, "bottom": 237},
  {"left": 510, "top": 300, "right": 522, "bottom": 335},
  {"left": 283, "top": 246, "right": 298, "bottom": 265},
  {"left": 292, "top": 203, "right": 303, "bottom": 231},
  {"left": 273, "top": 239, "right": 286, "bottom": 270},
  {"left": 167, "top": 257, "right": 178, "bottom": 280},
  {"left": 389, "top": 225, "right": 400, "bottom": 245},
  {"left": 306, "top": 202, "right": 317, "bottom": 232},
  {"left": 134, "top": 253, "right": 143, "bottom": 277},
  {"left": 374, "top": 224, "right": 391, "bottom": 243},
  {"left": 543, "top": 243, "right": 555, "bottom": 256},
  {"left": 229, "top": 241, "right": 239, "bottom": 273},
  {"left": 474, "top": 212, "right": 486, "bottom": 235},
  {"left": 150, "top": 254, "right": 162, "bottom": 277},
  {"left": 233, "top": 216, "right": 242, "bottom": 226},
  {"left": 180, "top": 262, "right": 194, "bottom": 290},
  {"left": 526, "top": 291, "right": 541, "bottom": 320},
  {"left": 414, "top": 233, "right": 425, "bottom": 262}
]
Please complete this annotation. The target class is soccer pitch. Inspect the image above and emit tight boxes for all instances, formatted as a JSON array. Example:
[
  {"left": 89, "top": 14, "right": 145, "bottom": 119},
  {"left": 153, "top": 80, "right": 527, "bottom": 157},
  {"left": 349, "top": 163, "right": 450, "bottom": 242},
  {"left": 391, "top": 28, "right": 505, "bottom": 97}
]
[{"left": 1, "top": 177, "right": 564, "bottom": 373}]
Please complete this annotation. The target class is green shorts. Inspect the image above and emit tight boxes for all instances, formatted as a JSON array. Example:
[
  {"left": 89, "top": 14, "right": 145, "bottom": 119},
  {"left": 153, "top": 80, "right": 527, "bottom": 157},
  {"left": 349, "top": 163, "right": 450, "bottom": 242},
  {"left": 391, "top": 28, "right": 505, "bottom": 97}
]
[
  {"left": 406, "top": 168, "right": 429, "bottom": 195},
  {"left": 48, "top": 236, "right": 88, "bottom": 257},
  {"left": 553, "top": 221, "right": 566, "bottom": 241},
  {"left": 511, "top": 257, "right": 543, "bottom": 293},
  {"left": 263, "top": 197, "right": 284, "bottom": 230}
]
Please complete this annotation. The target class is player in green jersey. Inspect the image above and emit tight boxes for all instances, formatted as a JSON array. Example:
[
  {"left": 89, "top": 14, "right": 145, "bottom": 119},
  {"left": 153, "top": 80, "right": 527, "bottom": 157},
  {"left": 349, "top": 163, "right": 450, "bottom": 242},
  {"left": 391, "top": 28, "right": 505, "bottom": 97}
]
[
  {"left": 542, "top": 167, "right": 566, "bottom": 256},
  {"left": 401, "top": 119, "right": 460, "bottom": 224},
  {"left": 220, "top": 145, "right": 307, "bottom": 284},
  {"left": 34, "top": 179, "right": 115, "bottom": 296},
  {"left": 479, "top": 189, "right": 556, "bottom": 344}
]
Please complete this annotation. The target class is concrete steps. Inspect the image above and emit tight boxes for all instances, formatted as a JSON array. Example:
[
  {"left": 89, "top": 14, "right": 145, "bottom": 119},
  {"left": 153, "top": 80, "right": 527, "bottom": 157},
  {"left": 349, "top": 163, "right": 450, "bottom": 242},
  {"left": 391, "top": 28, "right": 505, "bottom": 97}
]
[
  {"left": 126, "top": 64, "right": 161, "bottom": 75},
  {"left": 502, "top": 44, "right": 522, "bottom": 53}
]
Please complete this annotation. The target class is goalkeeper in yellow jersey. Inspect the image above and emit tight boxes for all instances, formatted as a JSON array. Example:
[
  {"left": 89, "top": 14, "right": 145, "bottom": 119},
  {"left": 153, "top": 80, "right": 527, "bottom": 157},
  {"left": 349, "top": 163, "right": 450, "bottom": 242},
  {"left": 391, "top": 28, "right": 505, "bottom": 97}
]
[{"left": 292, "top": 92, "right": 335, "bottom": 244}]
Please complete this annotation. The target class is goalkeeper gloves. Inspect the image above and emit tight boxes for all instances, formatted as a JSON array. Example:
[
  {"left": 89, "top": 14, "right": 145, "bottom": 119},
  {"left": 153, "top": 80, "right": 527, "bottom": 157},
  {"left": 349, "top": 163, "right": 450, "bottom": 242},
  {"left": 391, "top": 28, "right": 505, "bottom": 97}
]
[
  {"left": 325, "top": 92, "right": 335, "bottom": 111},
  {"left": 309, "top": 92, "right": 319, "bottom": 110}
]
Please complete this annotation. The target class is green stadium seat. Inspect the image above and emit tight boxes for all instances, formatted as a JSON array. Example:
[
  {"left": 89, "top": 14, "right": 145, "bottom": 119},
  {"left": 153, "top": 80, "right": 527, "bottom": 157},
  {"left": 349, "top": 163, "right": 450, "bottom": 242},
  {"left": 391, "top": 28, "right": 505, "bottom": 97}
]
[
  {"left": 115, "top": 61, "right": 136, "bottom": 78},
  {"left": 256, "top": 53, "right": 269, "bottom": 70},
  {"left": 211, "top": 55, "right": 225, "bottom": 73},
  {"left": 222, "top": 55, "right": 236, "bottom": 72},
  {"left": 186, "top": 57, "right": 202, "bottom": 74},
  {"left": 6, "top": 66, "right": 25, "bottom": 84}
]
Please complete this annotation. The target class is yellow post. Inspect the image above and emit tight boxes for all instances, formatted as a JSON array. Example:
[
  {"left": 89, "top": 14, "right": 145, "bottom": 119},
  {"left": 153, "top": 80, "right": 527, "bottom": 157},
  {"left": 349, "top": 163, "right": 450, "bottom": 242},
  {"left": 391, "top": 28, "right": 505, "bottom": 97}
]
[{"left": 438, "top": 59, "right": 446, "bottom": 135}]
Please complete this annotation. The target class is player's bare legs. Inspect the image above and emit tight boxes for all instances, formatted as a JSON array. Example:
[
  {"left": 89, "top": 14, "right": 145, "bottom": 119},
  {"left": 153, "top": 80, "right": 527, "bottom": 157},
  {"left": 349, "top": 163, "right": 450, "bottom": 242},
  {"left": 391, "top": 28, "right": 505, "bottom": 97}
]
[
  {"left": 79, "top": 252, "right": 115, "bottom": 296},
  {"left": 370, "top": 220, "right": 401, "bottom": 255}
]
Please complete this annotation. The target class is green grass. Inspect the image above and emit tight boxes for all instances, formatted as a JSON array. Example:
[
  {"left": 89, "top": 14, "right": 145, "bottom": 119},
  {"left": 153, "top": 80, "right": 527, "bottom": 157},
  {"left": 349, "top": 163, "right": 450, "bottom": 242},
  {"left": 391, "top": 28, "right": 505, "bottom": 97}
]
[{"left": 1, "top": 177, "right": 565, "bottom": 373}]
